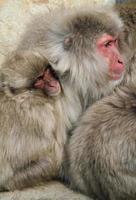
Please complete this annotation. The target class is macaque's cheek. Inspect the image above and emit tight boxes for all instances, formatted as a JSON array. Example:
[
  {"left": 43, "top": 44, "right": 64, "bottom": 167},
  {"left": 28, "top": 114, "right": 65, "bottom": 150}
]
[{"left": 97, "top": 34, "right": 125, "bottom": 81}]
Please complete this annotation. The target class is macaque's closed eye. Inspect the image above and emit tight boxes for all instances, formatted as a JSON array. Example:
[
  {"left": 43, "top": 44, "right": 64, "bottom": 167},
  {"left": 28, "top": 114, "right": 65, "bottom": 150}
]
[{"left": 104, "top": 38, "right": 117, "bottom": 48}]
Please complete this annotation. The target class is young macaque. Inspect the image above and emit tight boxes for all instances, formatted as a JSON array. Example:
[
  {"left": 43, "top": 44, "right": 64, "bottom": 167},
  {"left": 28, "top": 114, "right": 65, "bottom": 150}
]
[
  {"left": 0, "top": 5, "right": 128, "bottom": 192},
  {"left": 67, "top": 51, "right": 136, "bottom": 200},
  {"left": 0, "top": 51, "right": 65, "bottom": 191}
]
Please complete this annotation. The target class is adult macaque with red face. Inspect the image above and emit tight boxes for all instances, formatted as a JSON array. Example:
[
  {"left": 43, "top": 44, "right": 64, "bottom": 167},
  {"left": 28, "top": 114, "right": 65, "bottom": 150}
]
[
  {"left": 67, "top": 50, "right": 136, "bottom": 200},
  {"left": 17, "top": 6, "right": 128, "bottom": 106}
]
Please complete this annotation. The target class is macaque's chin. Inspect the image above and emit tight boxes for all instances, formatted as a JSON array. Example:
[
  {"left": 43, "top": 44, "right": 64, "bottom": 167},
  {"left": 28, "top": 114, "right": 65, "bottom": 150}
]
[
  {"left": 109, "top": 72, "right": 124, "bottom": 80},
  {"left": 109, "top": 65, "right": 125, "bottom": 80}
]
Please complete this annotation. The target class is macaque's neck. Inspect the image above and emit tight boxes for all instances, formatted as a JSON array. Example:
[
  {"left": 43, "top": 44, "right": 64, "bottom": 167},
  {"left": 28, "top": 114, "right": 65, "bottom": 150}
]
[
  {"left": 57, "top": 75, "right": 123, "bottom": 132},
  {"left": 59, "top": 84, "right": 83, "bottom": 132}
]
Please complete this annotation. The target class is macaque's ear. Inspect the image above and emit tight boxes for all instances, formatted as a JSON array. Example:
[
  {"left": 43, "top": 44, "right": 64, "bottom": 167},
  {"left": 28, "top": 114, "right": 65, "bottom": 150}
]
[{"left": 63, "top": 36, "right": 74, "bottom": 50}]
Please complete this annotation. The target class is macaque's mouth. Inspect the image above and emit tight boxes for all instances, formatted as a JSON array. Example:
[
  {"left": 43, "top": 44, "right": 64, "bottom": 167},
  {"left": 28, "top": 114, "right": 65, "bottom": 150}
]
[
  {"left": 109, "top": 65, "right": 125, "bottom": 81},
  {"left": 109, "top": 72, "right": 124, "bottom": 80}
]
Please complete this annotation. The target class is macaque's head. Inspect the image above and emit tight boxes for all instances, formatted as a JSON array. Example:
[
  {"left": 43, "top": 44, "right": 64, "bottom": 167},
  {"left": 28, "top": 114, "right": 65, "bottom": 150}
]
[
  {"left": 0, "top": 52, "right": 61, "bottom": 97},
  {"left": 40, "top": 6, "right": 127, "bottom": 100},
  {"left": 96, "top": 33, "right": 124, "bottom": 80}
]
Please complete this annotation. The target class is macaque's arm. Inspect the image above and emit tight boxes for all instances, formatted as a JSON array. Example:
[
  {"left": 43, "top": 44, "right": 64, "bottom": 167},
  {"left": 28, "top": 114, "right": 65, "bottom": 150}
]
[{"left": 0, "top": 181, "right": 92, "bottom": 200}]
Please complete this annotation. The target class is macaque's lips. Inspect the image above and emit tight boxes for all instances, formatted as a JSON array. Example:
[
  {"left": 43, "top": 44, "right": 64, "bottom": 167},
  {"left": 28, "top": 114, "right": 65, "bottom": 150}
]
[
  {"left": 110, "top": 73, "right": 122, "bottom": 80},
  {"left": 109, "top": 71, "right": 124, "bottom": 80},
  {"left": 110, "top": 65, "right": 125, "bottom": 80}
]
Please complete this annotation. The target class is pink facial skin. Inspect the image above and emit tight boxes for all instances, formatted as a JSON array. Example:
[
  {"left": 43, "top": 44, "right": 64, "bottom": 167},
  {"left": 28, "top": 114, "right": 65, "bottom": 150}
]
[
  {"left": 97, "top": 34, "right": 125, "bottom": 80},
  {"left": 34, "top": 68, "right": 61, "bottom": 96}
]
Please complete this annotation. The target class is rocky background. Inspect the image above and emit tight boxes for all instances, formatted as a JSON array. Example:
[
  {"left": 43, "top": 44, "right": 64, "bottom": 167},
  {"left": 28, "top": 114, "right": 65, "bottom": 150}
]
[{"left": 0, "top": 0, "right": 115, "bottom": 65}]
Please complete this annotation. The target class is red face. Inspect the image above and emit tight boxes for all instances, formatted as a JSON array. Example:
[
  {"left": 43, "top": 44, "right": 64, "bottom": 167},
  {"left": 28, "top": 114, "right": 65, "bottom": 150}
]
[{"left": 97, "top": 34, "right": 125, "bottom": 80}]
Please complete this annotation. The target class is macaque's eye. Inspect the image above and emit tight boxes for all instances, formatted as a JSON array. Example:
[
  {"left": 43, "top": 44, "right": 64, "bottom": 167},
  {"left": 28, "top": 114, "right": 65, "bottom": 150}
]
[
  {"left": 104, "top": 40, "right": 113, "bottom": 48},
  {"left": 104, "top": 38, "right": 118, "bottom": 48}
]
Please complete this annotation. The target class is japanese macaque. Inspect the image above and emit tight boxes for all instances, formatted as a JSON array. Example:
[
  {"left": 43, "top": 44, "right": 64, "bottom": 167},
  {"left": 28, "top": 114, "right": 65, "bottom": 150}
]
[
  {"left": 0, "top": 51, "right": 65, "bottom": 191},
  {"left": 0, "top": 4, "right": 128, "bottom": 195},
  {"left": 17, "top": 5, "right": 127, "bottom": 106},
  {"left": 67, "top": 50, "right": 136, "bottom": 200}
]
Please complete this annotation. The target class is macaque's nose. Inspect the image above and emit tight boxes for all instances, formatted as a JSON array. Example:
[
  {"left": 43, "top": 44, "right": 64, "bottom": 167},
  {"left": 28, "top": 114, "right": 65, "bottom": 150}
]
[
  {"left": 113, "top": 59, "right": 124, "bottom": 75},
  {"left": 118, "top": 59, "right": 123, "bottom": 64}
]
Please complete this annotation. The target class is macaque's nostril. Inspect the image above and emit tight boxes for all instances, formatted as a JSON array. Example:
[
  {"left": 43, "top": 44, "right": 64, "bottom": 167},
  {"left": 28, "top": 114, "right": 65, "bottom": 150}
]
[{"left": 118, "top": 60, "right": 123, "bottom": 64}]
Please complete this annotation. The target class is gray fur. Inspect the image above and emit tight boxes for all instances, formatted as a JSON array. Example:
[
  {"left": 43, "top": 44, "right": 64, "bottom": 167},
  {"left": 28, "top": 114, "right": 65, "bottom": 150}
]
[
  {"left": 0, "top": 5, "right": 128, "bottom": 193},
  {"left": 67, "top": 51, "right": 136, "bottom": 200},
  {"left": 0, "top": 52, "right": 68, "bottom": 190},
  {"left": 17, "top": 5, "right": 127, "bottom": 106}
]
